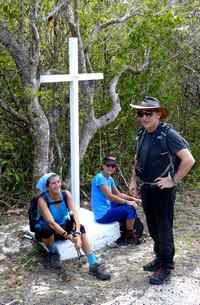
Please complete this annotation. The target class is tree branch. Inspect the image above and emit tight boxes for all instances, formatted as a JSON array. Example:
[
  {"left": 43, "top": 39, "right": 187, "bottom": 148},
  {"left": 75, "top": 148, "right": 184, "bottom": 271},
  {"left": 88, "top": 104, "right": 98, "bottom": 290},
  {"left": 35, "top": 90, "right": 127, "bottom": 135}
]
[
  {"left": 0, "top": 22, "right": 30, "bottom": 84},
  {"left": 183, "top": 64, "right": 200, "bottom": 75},
  {"left": 88, "top": 6, "right": 142, "bottom": 46},
  {"left": 42, "top": 0, "right": 70, "bottom": 22},
  {"left": 0, "top": 98, "right": 29, "bottom": 126},
  {"left": 79, "top": 49, "right": 151, "bottom": 158},
  {"left": 30, "top": 22, "right": 40, "bottom": 69},
  {"left": 30, "top": 2, "right": 41, "bottom": 74}
]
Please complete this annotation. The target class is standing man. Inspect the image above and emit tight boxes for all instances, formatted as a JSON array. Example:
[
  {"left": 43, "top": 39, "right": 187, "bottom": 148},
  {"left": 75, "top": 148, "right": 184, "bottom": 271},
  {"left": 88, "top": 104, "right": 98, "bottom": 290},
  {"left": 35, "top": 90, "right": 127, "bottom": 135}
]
[{"left": 129, "top": 96, "right": 195, "bottom": 285}]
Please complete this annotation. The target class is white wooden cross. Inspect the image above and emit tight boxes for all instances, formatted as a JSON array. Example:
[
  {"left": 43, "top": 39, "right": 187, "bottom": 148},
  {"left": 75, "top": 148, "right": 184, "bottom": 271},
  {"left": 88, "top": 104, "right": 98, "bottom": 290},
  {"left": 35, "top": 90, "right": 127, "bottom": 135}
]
[{"left": 40, "top": 37, "right": 103, "bottom": 209}]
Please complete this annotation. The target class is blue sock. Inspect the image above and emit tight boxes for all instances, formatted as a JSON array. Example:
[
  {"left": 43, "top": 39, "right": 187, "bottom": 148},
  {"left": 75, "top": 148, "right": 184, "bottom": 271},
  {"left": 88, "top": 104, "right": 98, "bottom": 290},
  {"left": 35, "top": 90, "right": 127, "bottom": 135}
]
[{"left": 87, "top": 252, "right": 97, "bottom": 267}]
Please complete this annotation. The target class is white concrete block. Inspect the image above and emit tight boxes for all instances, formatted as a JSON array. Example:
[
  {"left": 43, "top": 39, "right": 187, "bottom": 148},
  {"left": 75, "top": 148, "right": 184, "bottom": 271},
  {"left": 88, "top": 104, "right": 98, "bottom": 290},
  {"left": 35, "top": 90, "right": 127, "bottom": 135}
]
[{"left": 56, "top": 208, "right": 120, "bottom": 260}]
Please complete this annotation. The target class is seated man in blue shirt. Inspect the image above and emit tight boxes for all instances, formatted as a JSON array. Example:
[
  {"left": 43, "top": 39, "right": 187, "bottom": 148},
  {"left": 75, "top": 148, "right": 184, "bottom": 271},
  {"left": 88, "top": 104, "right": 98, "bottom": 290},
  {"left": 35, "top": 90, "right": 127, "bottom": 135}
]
[{"left": 91, "top": 155, "right": 141, "bottom": 244}]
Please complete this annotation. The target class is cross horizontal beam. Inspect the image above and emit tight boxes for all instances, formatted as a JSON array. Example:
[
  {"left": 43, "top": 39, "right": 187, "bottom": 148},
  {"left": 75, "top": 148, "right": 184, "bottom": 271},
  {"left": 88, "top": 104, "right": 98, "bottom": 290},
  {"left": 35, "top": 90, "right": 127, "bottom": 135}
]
[{"left": 40, "top": 73, "right": 103, "bottom": 83}]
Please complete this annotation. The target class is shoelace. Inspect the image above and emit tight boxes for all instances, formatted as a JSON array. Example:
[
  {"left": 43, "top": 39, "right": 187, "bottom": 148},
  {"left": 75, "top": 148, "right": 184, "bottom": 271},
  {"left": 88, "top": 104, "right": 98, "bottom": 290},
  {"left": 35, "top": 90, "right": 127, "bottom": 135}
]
[{"left": 96, "top": 262, "right": 106, "bottom": 272}]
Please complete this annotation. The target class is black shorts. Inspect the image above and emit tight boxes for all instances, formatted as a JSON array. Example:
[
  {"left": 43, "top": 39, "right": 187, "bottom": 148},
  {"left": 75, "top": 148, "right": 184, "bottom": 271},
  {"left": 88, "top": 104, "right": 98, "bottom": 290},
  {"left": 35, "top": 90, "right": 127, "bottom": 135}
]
[{"left": 34, "top": 218, "right": 86, "bottom": 241}]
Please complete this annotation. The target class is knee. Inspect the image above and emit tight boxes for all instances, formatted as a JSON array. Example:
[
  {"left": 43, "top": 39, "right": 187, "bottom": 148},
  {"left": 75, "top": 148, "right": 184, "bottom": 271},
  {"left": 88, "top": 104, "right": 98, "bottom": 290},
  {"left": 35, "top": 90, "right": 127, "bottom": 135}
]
[
  {"left": 126, "top": 205, "right": 136, "bottom": 217},
  {"left": 35, "top": 224, "right": 55, "bottom": 241}
]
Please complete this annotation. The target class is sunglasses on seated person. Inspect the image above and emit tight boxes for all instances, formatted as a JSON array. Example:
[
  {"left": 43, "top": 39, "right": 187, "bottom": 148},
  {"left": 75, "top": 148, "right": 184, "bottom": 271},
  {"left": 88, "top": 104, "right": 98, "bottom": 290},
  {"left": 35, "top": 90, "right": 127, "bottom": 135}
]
[
  {"left": 105, "top": 163, "right": 116, "bottom": 168},
  {"left": 137, "top": 111, "right": 155, "bottom": 118}
]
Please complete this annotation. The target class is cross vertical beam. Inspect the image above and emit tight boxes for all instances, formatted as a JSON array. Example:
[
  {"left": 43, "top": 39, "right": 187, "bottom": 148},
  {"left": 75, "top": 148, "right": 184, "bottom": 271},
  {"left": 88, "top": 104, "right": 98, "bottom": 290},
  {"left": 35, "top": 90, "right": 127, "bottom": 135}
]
[
  {"left": 69, "top": 38, "right": 80, "bottom": 209},
  {"left": 40, "top": 37, "right": 103, "bottom": 209}
]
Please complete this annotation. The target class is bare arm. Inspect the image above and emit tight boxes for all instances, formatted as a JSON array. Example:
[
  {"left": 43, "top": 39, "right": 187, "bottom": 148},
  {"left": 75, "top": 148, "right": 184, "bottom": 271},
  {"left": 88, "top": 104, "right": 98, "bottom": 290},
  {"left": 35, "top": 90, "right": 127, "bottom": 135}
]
[
  {"left": 112, "top": 185, "right": 140, "bottom": 202},
  {"left": 64, "top": 190, "right": 82, "bottom": 248},
  {"left": 100, "top": 184, "right": 139, "bottom": 208},
  {"left": 173, "top": 148, "right": 195, "bottom": 183},
  {"left": 129, "top": 156, "right": 140, "bottom": 197},
  {"left": 155, "top": 148, "right": 195, "bottom": 189},
  {"left": 64, "top": 190, "right": 81, "bottom": 232}
]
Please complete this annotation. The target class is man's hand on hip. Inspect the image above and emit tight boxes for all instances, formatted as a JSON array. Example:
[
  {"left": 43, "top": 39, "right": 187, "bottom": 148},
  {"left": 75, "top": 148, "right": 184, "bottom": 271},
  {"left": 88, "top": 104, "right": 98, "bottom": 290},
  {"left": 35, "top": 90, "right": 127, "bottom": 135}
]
[{"left": 155, "top": 174, "right": 175, "bottom": 189}]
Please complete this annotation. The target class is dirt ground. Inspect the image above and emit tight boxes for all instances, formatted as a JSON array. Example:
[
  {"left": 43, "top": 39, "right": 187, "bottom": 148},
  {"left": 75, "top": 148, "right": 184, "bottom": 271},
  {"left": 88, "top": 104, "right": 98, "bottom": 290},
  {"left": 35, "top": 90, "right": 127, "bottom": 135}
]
[{"left": 0, "top": 190, "right": 200, "bottom": 305}]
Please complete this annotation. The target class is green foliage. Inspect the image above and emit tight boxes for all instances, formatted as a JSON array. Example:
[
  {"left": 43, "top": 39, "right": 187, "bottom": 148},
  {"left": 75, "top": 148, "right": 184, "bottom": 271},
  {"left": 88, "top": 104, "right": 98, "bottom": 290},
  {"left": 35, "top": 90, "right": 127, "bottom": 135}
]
[
  {"left": 80, "top": 1, "right": 200, "bottom": 192},
  {"left": 1, "top": 0, "right": 200, "bottom": 202},
  {"left": 0, "top": 133, "right": 33, "bottom": 193}
]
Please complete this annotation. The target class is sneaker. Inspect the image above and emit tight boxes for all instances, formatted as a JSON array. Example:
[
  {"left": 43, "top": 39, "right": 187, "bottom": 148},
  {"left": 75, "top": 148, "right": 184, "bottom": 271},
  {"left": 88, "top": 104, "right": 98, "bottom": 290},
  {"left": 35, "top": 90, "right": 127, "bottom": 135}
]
[
  {"left": 143, "top": 258, "right": 161, "bottom": 272},
  {"left": 89, "top": 262, "right": 111, "bottom": 281},
  {"left": 149, "top": 267, "right": 171, "bottom": 285}
]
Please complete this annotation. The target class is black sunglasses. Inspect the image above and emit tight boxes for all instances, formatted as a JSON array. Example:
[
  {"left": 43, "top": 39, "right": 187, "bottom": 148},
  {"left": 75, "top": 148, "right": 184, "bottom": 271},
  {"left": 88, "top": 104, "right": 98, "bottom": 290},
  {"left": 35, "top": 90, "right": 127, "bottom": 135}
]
[
  {"left": 105, "top": 164, "right": 116, "bottom": 168},
  {"left": 137, "top": 111, "right": 154, "bottom": 118}
]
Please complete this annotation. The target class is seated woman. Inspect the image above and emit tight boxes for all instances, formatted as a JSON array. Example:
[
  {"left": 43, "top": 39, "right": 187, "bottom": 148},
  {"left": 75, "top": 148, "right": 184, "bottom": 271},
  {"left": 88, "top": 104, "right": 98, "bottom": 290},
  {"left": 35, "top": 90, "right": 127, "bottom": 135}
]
[
  {"left": 91, "top": 156, "right": 141, "bottom": 244},
  {"left": 34, "top": 172, "right": 111, "bottom": 281}
]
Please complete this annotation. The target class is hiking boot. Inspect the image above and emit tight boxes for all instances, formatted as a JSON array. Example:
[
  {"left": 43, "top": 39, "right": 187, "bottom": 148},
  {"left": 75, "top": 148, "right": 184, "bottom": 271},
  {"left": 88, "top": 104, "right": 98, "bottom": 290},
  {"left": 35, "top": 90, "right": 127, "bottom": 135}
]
[
  {"left": 143, "top": 258, "right": 161, "bottom": 272},
  {"left": 116, "top": 236, "right": 130, "bottom": 246},
  {"left": 125, "top": 230, "right": 140, "bottom": 245},
  {"left": 46, "top": 252, "right": 62, "bottom": 269},
  {"left": 89, "top": 262, "right": 111, "bottom": 281},
  {"left": 149, "top": 267, "right": 171, "bottom": 285},
  {"left": 132, "top": 232, "right": 141, "bottom": 245}
]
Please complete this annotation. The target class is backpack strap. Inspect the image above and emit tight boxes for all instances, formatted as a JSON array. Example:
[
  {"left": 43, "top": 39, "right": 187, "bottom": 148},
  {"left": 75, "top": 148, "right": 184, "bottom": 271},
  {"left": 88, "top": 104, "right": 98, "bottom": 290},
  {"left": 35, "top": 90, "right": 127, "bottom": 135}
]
[
  {"left": 40, "top": 192, "right": 50, "bottom": 207},
  {"left": 135, "top": 127, "right": 148, "bottom": 177},
  {"left": 41, "top": 191, "right": 67, "bottom": 207},
  {"left": 135, "top": 127, "right": 146, "bottom": 158},
  {"left": 157, "top": 123, "right": 175, "bottom": 177},
  {"left": 61, "top": 190, "right": 69, "bottom": 209}
]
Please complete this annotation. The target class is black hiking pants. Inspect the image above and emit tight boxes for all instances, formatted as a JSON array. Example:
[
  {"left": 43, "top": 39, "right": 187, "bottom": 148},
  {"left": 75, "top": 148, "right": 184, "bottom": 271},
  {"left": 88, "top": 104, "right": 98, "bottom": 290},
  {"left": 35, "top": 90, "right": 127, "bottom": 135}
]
[{"left": 141, "top": 185, "right": 176, "bottom": 269}]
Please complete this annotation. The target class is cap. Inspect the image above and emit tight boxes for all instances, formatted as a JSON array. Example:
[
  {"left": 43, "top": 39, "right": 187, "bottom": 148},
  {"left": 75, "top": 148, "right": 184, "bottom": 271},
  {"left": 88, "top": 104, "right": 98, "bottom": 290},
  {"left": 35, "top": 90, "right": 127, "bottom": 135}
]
[{"left": 102, "top": 156, "right": 117, "bottom": 166}]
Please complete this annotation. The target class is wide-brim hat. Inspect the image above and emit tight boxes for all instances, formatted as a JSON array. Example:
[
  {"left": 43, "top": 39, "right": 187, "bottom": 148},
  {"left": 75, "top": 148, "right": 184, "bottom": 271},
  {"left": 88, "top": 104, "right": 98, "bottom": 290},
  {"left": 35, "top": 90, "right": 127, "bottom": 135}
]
[{"left": 130, "top": 96, "right": 168, "bottom": 119}]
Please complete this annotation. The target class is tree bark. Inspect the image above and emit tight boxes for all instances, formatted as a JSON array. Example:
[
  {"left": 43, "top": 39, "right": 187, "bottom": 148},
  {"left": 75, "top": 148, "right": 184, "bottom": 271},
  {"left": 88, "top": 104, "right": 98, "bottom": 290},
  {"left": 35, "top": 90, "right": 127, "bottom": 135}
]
[{"left": 0, "top": 13, "right": 50, "bottom": 188}]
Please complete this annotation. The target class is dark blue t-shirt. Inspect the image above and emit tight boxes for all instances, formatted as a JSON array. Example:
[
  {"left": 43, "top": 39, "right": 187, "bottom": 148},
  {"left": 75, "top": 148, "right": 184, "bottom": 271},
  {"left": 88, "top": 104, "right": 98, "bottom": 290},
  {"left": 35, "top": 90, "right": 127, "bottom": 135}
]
[{"left": 138, "top": 124, "right": 188, "bottom": 182}]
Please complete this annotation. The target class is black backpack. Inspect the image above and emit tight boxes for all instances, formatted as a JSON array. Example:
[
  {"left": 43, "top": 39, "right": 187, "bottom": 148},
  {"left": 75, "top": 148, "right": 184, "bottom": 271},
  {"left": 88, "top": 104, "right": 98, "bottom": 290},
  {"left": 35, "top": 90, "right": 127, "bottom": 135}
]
[{"left": 28, "top": 191, "right": 68, "bottom": 232}]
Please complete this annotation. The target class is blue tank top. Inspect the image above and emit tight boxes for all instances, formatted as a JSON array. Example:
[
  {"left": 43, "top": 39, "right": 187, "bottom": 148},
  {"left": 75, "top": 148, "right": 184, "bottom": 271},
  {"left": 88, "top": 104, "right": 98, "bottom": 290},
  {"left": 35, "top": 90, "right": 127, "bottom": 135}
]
[{"left": 36, "top": 191, "right": 70, "bottom": 227}]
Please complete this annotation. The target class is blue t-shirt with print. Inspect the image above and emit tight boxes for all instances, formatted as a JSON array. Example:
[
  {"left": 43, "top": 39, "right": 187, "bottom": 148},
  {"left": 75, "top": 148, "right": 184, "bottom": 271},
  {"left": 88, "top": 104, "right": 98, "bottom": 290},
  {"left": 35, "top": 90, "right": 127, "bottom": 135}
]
[{"left": 91, "top": 172, "right": 115, "bottom": 220}]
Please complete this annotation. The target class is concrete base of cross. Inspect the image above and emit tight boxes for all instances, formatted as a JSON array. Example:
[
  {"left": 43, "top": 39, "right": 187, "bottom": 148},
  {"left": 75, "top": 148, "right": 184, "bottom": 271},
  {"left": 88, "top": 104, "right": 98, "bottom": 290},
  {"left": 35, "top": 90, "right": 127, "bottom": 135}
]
[{"left": 55, "top": 208, "right": 120, "bottom": 260}]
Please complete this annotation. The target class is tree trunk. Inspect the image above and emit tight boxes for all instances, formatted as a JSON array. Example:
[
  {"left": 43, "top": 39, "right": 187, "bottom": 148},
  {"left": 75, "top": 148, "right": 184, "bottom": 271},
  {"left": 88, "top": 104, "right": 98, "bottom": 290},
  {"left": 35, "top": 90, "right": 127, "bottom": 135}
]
[{"left": 28, "top": 79, "right": 50, "bottom": 188}]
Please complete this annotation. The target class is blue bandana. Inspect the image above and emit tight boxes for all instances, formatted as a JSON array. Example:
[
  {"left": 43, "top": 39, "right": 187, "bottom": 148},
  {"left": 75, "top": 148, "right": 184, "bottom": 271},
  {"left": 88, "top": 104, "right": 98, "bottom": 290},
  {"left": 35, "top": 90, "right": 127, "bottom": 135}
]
[{"left": 36, "top": 172, "right": 56, "bottom": 193}]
